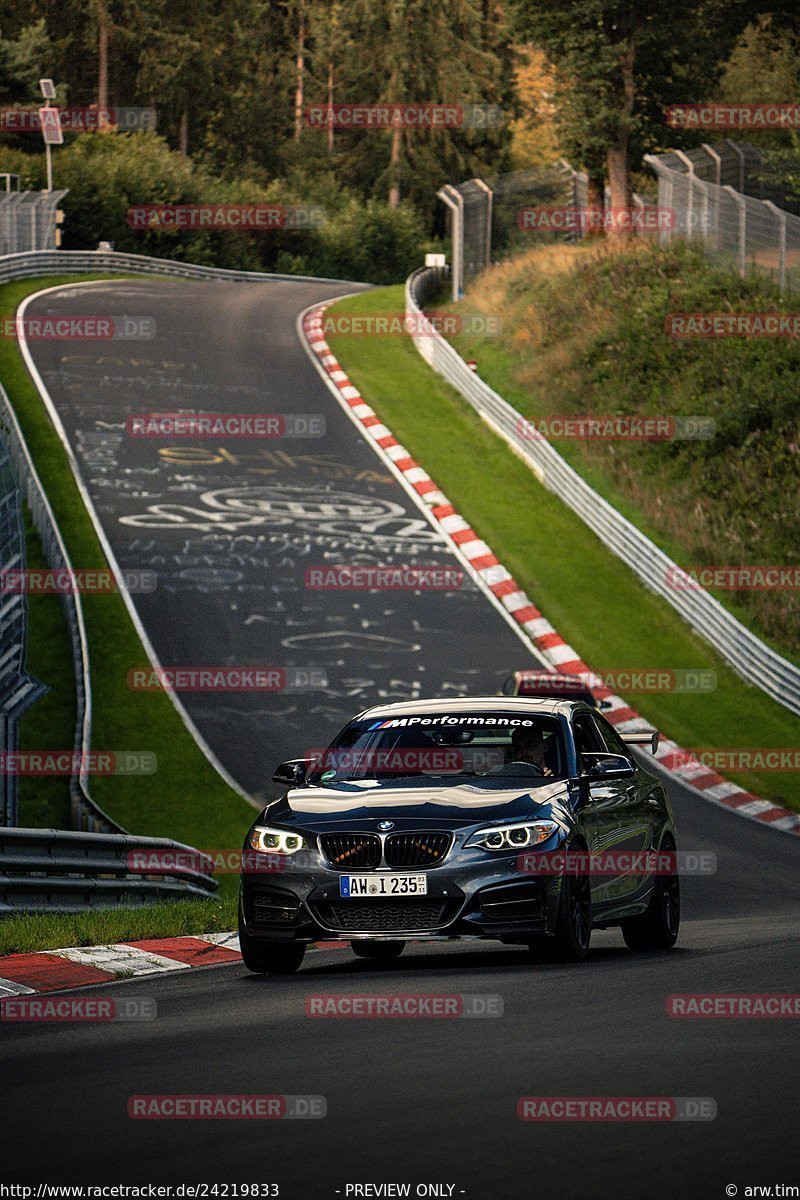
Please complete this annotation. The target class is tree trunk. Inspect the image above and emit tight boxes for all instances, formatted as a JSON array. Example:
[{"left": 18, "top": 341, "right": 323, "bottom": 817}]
[
  {"left": 97, "top": 0, "right": 109, "bottom": 114},
  {"left": 606, "top": 25, "right": 638, "bottom": 239},
  {"left": 179, "top": 110, "right": 188, "bottom": 157},
  {"left": 388, "top": 126, "right": 401, "bottom": 208},
  {"left": 585, "top": 167, "right": 605, "bottom": 239},
  {"left": 293, "top": 4, "right": 305, "bottom": 140},
  {"left": 327, "top": 60, "right": 334, "bottom": 154}
]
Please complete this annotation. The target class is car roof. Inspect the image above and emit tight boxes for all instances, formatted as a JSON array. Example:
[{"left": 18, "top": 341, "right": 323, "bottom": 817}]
[{"left": 355, "top": 695, "right": 584, "bottom": 719}]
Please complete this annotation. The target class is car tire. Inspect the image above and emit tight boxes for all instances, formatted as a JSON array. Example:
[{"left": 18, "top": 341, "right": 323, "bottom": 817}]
[
  {"left": 351, "top": 940, "right": 406, "bottom": 961},
  {"left": 552, "top": 852, "right": 591, "bottom": 962},
  {"left": 621, "top": 840, "right": 680, "bottom": 951},
  {"left": 238, "top": 917, "right": 306, "bottom": 975}
]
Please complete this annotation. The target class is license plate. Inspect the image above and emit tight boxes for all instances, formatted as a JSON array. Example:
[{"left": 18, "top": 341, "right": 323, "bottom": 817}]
[{"left": 339, "top": 874, "right": 427, "bottom": 898}]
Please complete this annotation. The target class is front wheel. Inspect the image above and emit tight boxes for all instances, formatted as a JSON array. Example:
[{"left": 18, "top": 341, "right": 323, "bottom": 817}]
[
  {"left": 351, "top": 940, "right": 406, "bottom": 961},
  {"left": 622, "top": 844, "right": 680, "bottom": 951},
  {"left": 238, "top": 917, "right": 306, "bottom": 975},
  {"left": 552, "top": 858, "right": 592, "bottom": 962}
]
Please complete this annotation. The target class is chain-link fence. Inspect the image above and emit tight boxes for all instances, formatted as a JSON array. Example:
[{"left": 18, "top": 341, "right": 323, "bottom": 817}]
[
  {"left": 438, "top": 165, "right": 576, "bottom": 299},
  {"left": 0, "top": 189, "right": 67, "bottom": 255},
  {"left": 645, "top": 148, "right": 800, "bottom": 293}
]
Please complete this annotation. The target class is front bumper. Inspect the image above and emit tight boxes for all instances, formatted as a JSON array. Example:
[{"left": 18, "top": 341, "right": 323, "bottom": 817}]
[{"left": 239, "top": 851, "right": 563, "bottom": 943}]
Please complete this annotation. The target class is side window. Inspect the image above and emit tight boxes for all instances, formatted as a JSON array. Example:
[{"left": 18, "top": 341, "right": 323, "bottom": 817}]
[
  {"left": 590, "top": 714, "right": 633, "bottom": 760},
  {"left": 572, "top": 713, "right": 605, "bottom": 768}
]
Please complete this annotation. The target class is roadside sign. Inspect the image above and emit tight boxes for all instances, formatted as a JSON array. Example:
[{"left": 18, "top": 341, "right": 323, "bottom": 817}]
[
  {"left": 39, "top": 78, "right": 56, "bottom": 100},
  {"left": 39, "top": 107, "right": 63, "bottom": 145}
]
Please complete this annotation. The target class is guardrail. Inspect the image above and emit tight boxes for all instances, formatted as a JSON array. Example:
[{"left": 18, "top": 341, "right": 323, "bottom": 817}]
[
  {"left": 0, "top": 248, "right": 364, "bottom": 833},
  {"left": 0, "top": 248, "right": 363, "bottom": 287},
  {"left": 0, "top": 827, "right": 217, "bottom": 912},
  {"left": 406, "top": 266, "right": 800, "bottom": 718},
  {"left": 0, "top": 383, "right": 120, "bottom": 834}
]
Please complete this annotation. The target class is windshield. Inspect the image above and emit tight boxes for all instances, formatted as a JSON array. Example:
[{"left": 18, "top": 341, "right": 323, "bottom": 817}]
[{"left": 307, "top": 712, "right": 567, "bottom": 786}]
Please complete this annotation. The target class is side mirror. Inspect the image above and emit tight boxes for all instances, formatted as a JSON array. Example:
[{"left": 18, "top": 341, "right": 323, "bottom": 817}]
[
  {"left": 272, "top": 759, "right": 310, "bottom": 788},
  {"left": 583, "top": 752, "right": 635, "bottom": 780}
]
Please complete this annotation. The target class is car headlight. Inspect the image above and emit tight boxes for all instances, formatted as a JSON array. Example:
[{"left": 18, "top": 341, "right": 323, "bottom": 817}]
[
  {"left": 465, "top": 820, "right": 559, "bottom": 852},
  {"left": 249, "top": 825, "right": 307, "bottom": 855}
]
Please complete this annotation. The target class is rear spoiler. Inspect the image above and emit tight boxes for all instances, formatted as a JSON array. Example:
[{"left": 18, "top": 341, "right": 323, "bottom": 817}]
[{"left": 621, "top": 730, "right": 660, "bottom": 755}]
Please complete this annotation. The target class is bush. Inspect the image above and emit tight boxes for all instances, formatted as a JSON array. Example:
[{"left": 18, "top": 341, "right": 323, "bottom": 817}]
[{"left": 0, "top": 133, "right": 439, "bottom": 281}]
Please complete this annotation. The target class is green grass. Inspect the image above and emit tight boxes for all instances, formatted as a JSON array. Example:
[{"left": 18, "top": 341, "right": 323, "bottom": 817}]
[
  {"left": 446, "top": 240, "right": 800, "bottom": 662},
  {"left": 17, "top": 508, "right": 75, "bottom": 828},
  {"left": 0, "top": 887, "right": 239, "bottom": 956},
  {"left": 0, "top": 275, "right": 255, "bottom": 845},
  {"left": 326, "top": 285, "right": 800, "bottom": 812}
]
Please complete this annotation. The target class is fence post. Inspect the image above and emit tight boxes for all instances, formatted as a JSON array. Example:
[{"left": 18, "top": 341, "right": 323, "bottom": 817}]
[
  {"left": 726, "top": 140, "right": 746, "bottom": 193},
  {"left": 471, "top": 178, "right": 493, "bottom": 270},
  {"left": 702, "top": 144, "right": 722, "bottom": 250},
  {"left": 674, "top": 150, "right": 696, "bottom": 239},
  {"left": 723, "top": 185, "right": 747, "bottom": 277},
  {"left": 437, "top": 185, "right": 464, "bottom": 301},
  {"left": 763, "top": 200, "right": 787, "bottom": 291}
]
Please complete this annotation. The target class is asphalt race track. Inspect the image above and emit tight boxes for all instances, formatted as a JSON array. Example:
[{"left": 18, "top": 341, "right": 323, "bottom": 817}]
[
  {"left": 18, "top": 278, "right": 544, "bottom": 801},
  {"left": 1, "top": 278, "right": 798, "bottom": 1199}
]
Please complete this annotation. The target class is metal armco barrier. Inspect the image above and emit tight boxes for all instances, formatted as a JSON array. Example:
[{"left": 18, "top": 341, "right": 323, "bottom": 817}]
[
  {"left": 0, "top": 383, "right": 118, "bottom": 834},
  {"left": 0, "top": 827, "right": 217, "bottom": 912},
  {"left": 406, "top": 266, "right": 800, "bottom": 718},
  {"left": 0, "top": 248, "right": 363, "bottom": 287},
  {"left": 0, "top": 248, "right": 362, "bottom": 833}
]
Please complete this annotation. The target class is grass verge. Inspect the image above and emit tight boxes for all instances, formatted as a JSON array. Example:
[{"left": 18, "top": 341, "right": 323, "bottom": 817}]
[
  {"left": 0, "top": 887, "right": 238, "bottom": 956},
  {"left": 1, "top": 275, "right": 255, "bottom": 845},
  {"left": 446, "top": 240, "right": 800, "bottom": 662},
  {"left": 326, "top": 285, "right": 800, "bottom": 811}
]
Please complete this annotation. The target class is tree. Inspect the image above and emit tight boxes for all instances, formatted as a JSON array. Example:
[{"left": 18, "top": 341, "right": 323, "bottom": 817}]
[
  {"left": 513, "top": 0, "right": 754, "bottom": 235},
  {"left": 717, "top": 16, "right": 800, "bottom": 203}
]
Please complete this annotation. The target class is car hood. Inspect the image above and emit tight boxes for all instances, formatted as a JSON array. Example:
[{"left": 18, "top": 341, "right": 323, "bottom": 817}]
[{"left": 262, "top": 778, "right": 572, "bottom": 832}]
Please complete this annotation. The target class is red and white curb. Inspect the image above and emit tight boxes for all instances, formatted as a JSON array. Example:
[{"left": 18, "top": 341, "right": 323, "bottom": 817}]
[
  {"left": 0, "top": 934, "right": 352, "bottom": 996},
  {"left": 301, "top": 303, "right": 800, "bottom": 839}
]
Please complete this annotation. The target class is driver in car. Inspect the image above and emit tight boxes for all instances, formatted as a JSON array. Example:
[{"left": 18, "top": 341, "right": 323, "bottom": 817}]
[
  {"left": 487, "top": 726, "right": 556, "bottom": 777},
  {"left": 510, "top": 726, "right": 554, "bottom": 777}
]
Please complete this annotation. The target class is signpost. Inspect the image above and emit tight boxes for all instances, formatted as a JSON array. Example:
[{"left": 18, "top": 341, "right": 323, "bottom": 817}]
[{"left": 38, "top": 79, "right": 62, "bottom": 193}]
